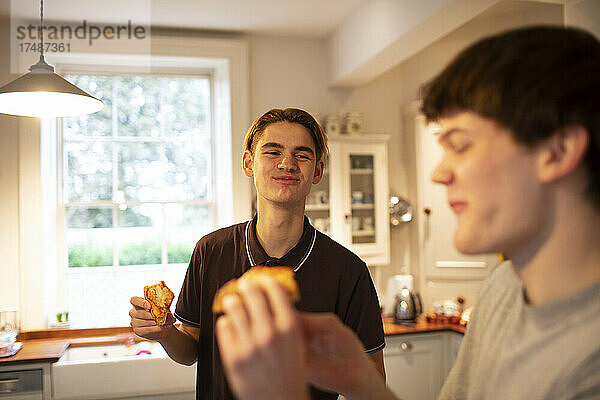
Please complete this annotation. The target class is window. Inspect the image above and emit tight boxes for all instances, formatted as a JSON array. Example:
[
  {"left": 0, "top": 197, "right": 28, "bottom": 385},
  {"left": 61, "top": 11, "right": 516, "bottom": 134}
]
[
  {"left": 61, "top": 74, "right": 215, "bottom": 328},
  {"left": 14, "top": 39, "right": 248, "bottom": 331}
]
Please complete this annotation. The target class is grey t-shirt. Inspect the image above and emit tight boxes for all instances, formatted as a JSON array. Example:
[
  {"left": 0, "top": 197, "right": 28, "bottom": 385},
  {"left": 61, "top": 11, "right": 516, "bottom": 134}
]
[{"left": 439, "top": 261, "right": 600, "bottom": 400}]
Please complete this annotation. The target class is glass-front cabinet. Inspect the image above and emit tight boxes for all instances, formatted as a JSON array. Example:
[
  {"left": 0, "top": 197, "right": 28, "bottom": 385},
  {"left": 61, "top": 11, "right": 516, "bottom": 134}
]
[
  {"left": 306, "top": 134, "right": 390, "bottom": 265},
  {"left": 349, "top": 154, "right": 376, "bottom": 244}
]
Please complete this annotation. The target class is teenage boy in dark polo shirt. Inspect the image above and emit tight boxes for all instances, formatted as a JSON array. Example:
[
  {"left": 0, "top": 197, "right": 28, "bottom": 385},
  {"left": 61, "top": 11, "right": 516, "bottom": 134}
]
[{"left": 129, "top": 108, "right": 385, "bottom": 400}]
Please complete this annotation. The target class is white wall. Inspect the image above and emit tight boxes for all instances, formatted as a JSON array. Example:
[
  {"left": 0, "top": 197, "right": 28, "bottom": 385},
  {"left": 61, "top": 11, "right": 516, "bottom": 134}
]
[
  {"left": 248, "top": 34, "right": 340, "bottom": 120},
  {"left": 566, "top": 0, "right": 600, "bottom": 39}
]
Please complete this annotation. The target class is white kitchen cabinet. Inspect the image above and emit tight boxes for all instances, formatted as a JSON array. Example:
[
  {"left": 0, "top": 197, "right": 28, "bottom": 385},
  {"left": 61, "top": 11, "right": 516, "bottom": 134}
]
[
  {"left": 306, "top": 134, "right": 390, "bottom": 265},
  {"left": 411, "top": 104, "right": 498, "bottom": 281},
  {"left": 384, "top": 331, "right": 463, "bottom": 400},
  {"left": 384, "top": 333, "right": 444, "bottom": 400}
]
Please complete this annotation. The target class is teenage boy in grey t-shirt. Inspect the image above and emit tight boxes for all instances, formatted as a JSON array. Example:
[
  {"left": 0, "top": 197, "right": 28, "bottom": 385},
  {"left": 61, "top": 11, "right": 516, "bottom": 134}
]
[{"left": 213, "top": 26, "right": 600, "bottom": 400}]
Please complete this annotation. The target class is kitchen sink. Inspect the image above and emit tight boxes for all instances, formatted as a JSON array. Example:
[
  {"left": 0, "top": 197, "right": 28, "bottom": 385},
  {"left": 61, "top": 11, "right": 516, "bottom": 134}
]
[{"left": 52, "top": 342, "right": 196, "bottom": 399}]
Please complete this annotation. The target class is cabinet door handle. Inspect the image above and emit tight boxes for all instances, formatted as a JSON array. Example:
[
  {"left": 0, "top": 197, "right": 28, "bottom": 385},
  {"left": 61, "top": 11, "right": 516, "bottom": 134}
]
[
  {"left": 399, "top": 342, "right": 412, "bottom": 351},
  {"left": 423, "top": 207, "right": 431, "bottom": 216},
  {"left": 0, "top": 378, "right": 19, "bottom": 393}
]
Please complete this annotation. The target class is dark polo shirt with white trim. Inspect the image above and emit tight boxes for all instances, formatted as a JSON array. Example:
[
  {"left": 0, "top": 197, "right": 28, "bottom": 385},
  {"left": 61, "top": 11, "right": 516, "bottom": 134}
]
[{"left": 175, "top": 215, "right": 385, "bottom": 400}]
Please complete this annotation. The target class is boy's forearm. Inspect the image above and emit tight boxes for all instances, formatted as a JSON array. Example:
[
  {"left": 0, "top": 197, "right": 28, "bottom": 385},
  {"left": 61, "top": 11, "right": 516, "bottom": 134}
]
[{"left": 158, "top": 325, "right": 199, "bottom": 365}]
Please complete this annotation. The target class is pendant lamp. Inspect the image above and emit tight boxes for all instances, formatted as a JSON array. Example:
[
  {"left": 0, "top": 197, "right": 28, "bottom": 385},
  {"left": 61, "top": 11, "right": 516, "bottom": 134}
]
[{"left": 0, "top": 0, "right": 103, "bottom": 118}]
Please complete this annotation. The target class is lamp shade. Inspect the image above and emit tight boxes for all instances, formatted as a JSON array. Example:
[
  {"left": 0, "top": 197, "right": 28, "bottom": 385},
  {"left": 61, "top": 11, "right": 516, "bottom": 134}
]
[{"left": 0, "top": 60, "right": 103, "bottom": 118}]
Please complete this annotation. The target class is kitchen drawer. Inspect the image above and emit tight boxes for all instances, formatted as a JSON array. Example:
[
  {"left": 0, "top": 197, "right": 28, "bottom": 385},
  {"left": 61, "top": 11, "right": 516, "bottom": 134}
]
[{"left": 0, "top": 368, "right": 43, "bottom": 399}]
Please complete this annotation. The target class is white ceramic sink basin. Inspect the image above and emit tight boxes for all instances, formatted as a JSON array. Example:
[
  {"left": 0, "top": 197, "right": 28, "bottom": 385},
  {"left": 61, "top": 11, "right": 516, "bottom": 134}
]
[{"left": 52, "top": 342, "right": 196, "bottom": 400}]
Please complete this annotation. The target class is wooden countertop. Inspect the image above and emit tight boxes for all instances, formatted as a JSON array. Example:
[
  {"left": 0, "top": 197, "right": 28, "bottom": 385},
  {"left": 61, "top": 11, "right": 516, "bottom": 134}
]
[
  {"left": 0, "top": 339, "right": 70, "bottom": 366},
  {"left": 383, "top": 317, "right": 466, "bottom": 336},
  {"left": 0, "top": 327, "right": 139, "bottom": 366},
  {"left": 1, "top": 319, "right": 465, "bottom": 366}
]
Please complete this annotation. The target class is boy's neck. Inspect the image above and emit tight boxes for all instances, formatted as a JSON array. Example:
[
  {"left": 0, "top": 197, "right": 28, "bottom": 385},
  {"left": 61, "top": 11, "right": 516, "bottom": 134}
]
[
  {"left": 511, "top": 193, "right": 600, "bottom": 305},
  {"left": 255, "top": 200, "right": 306, "bottom": 259}
]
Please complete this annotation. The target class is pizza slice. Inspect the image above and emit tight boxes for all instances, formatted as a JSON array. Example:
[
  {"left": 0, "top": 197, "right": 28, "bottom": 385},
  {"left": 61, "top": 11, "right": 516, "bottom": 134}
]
[
  {"left": 144, "top": 281, "right": 175, "bottom": 326},
  {"left": 212, "top": 266, "right": 300, "bottom": 314}
]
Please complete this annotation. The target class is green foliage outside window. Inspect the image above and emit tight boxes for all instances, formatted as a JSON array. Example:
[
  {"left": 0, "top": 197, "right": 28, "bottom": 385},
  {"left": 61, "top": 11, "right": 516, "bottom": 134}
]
[
  {"left": 68, "top": 243, "right": 113, "bottom": 267},
  {"left": 68, "top": 241, "right": 192, "bottom": 267},
  {"left": 119, "top": 241, "right": 162, "bottom": 265},
  {"left": 167, "top": 242, "right": 194, "bottom": 264}
]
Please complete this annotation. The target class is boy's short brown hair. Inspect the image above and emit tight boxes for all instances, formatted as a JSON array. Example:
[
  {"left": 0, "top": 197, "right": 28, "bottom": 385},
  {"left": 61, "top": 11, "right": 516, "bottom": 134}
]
[
  {"left": 244, "top": 108, "right": 329, "bottom": 162},
  {"left": 421, "top": 26, "right": 600, "bottom": 208}
]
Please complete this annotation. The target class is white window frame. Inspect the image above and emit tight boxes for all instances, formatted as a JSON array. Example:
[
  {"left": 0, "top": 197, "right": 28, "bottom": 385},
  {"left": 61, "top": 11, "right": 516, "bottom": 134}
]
[{"left": 16, "top": 35, "right": 250, "bottom": 330}]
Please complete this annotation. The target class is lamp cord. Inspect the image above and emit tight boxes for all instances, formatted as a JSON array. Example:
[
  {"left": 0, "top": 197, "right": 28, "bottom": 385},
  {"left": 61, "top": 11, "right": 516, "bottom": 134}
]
[{"left": 39, "top": 0, "right": 44, "bottom": 61}]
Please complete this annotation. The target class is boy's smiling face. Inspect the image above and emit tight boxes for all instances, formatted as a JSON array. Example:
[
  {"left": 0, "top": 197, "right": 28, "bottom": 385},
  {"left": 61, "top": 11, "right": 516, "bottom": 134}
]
[{"left": 243, "top": 121, "right": 323, "bottom": 208}]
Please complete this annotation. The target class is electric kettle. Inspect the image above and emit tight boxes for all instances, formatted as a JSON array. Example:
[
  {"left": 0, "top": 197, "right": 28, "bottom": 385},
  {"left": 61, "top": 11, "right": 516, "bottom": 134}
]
[
  {"left": 393, "top": 288, "right": 423, "bottom": 323},
  {"left": 383, "top": 274, "right": 414, "bottom": 316}
]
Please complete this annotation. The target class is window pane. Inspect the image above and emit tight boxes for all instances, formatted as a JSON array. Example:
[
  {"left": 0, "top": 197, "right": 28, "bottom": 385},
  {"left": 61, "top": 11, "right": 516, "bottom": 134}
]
[
  {"left": 161, "top": 78, "right": 211, "bottom": 139},
  {"left": 65, "top": 142, "right": 112, "bottom": 202},
  {"left": 118, "top": 141, "right": 209, "bottom": 202},
  {"left": 165, "top": 140, "right": 210, "bottom": 198},
  {"left": 117, "top": 204, "right": 162, "bottom": 266},
  {"left": 115, "top": 76, "right": 210, "bottom": 138},
  {"left": 66, "top": 206, "right": 113, "bottom": 267},
  {"left": 350, "top": 155, "right": 376, "bottom": 244},
  {"left": 116, "top": 76, "right": 161, "bottom": 137},
  {"left": 165, "top": 204, "right": 212, "bottom": 264},
  {"left": 64, "top": 75, "right": 113, "bottom": 137}
]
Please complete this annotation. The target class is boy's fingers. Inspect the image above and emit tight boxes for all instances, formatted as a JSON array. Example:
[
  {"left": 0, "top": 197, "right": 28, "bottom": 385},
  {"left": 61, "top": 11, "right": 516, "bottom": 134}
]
[
  {"left": 222, "top": 295, "right": 252, "bottom": 347},
  {"left": 238, "top": 279, "right": 275, "bottom": 340},
  {"left": 254, "top": 276, "right": 298, "bottom": 329},
  {"left": 130, "top": 296, "right": 150, "bottom": 310}
]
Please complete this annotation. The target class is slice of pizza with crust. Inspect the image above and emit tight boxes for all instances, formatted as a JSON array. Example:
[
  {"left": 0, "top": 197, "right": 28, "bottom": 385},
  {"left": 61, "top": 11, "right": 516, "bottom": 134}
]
[
  {"left": 144, "top": 281, "right": 175, "bottom": 326},
  {"left": 212, "top": 266, "right": 300, "bottom": 314}
]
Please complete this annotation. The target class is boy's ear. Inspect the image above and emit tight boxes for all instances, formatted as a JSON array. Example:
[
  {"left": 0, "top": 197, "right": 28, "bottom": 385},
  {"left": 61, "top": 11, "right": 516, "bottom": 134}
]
[
  {"left": 242, "top": 150, "right": 254, "bottom": 177},
  {"left": 312, "top": 159, "right": 324, "bottom": 184},
  {"left": 536, "top": 125, "right": 589, "bottom": 183}
]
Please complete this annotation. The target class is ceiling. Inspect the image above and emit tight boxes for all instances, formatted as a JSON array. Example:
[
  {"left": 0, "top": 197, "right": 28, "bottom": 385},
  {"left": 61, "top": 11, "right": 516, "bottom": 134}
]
[{"left": 5, "top": 0, "right": 371, "bottom": 38}]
